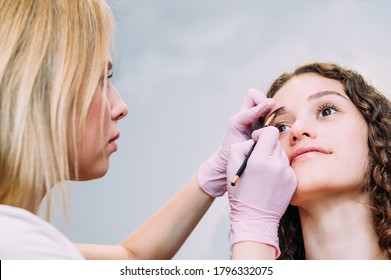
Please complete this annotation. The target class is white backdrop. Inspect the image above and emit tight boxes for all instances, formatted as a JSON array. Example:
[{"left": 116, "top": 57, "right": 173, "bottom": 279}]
[{"left": 44, "top": 0, "right": 391, "bottom": 259}]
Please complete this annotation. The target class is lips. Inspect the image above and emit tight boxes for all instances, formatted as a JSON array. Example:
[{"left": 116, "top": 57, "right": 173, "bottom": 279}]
[
  {"left": 289, "top": 146, "right": 330, "bottom": 164},
  {"left": 109, "top": 132, "right": 120, "bottom": 143},
  {"left": 108, "top": 132, "right": 120, "bottom": 152}
]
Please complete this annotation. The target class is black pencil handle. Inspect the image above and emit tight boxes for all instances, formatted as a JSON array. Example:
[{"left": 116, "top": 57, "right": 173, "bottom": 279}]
[{"left": 230, "top": 142, "right": 256, "bottom": 186}]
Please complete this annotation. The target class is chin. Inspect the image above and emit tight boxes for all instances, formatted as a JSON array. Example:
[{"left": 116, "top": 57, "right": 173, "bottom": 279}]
[
  {"left": 92, "top": 165, "right": 109, "bottom": 179},
  {"left": 78, "top": 163, "right": 109, "bottom": 181},
  {"left": 289, "top": 169, "right": 332, "bottom": 207}
]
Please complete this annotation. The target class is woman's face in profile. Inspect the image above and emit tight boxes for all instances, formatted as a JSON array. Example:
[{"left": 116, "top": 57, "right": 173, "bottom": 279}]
[
  {"left": 269, "top": 73, "right": 369, "bottom": 206},
  {"left": 76, "top": 68, "right": 128, "bottom": 181}
]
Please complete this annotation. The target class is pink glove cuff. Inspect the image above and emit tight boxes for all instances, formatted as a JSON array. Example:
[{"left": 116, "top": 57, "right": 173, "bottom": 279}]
[
  {"left": 230, "top": 221, "right": 281, "bottom": 259},
  {"left": 229, "top": 194, "right": 281, "bottom": 258}
]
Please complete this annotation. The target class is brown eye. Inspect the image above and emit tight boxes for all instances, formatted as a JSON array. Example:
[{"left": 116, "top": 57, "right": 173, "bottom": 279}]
[
  {"left": 317, "top": 103, "right": 339, "bottom": 118},
  {"left": 320, "top": 108, "right": 335, "bottom": 117}
]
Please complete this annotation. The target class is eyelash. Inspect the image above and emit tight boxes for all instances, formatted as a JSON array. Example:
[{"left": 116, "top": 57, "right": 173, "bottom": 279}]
[
  {"left": 274, "top": 121, "right": 289, "bottom": 133},
  {"left": 317, "top": 103, "right": 339, "bottom": 115},
  {"left": 273, "top": 102, "right": 340, "bottom": 133},
  {"left": 99, "top": 72, "right": 113, "bottom": 90}
]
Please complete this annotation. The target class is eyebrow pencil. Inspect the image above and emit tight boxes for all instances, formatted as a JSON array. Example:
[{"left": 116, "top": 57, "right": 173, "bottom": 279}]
[{"left": 230, "top": 112, "right": 277, "bottom": 186}]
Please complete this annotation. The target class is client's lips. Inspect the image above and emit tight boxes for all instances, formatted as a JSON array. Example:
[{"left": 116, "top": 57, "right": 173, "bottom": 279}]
[{"left": 289, "top": 146, "right": 330, "bottom": 164}]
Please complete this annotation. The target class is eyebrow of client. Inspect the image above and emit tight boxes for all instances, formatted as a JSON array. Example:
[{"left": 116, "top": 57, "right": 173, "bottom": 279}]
[{"left": 266, "top": 90, "right": 348, "bottom": 120}]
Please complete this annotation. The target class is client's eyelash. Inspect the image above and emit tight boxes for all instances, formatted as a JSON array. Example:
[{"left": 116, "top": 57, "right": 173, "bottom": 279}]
[
  {"left": 317, "top": 103, "right": 340, "bottom": 118},
  {"left": 274, "top": 120, "right": 290, "bottom": 133},
  {"left": 317, "top": 103, "right": 339, "bottom": 112}
]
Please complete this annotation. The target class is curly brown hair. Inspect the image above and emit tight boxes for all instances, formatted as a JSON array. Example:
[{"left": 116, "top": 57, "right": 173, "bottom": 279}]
[{"left": 265, "top": 62, "right": 391, "bottom": 259}]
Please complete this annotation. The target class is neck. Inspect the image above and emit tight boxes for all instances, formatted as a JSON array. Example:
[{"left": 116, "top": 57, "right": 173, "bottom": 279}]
[{"left": 298, "top": 193, "right": 386, "bottom": 260}]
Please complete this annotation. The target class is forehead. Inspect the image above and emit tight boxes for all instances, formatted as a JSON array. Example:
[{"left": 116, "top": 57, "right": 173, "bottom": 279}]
[{"left": 273, "top": 73, "right": 347, "bottom": 102}]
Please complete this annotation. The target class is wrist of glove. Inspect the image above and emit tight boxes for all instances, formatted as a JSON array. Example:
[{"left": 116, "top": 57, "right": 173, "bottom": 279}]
[{"left": 229, "top": 192, "right": 281, "bottom": 258}]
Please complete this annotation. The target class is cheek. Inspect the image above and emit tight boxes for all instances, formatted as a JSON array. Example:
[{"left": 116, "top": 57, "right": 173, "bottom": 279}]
[
  {"left": 291, "top": 140, "right": 369, "bottom": 205},
  {"left": 337, "top": 132, "right": 369, "bottom": 184},
  {"left": 83, "top": 96, "right": 111, "bottom": 147},
  {"left": 76, "top": 129, "right": 109, "bottom": 180},
  {"left": 75, "top": 97, "right": 111, "bottom": 180},
  {"left": 334, "top": 117, "right": 369, "bottom": 173}
]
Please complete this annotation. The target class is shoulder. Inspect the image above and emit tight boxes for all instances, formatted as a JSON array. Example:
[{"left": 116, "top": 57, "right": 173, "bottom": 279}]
[{"left": 0, "top": 205, "right": 84, "bottom": 259}]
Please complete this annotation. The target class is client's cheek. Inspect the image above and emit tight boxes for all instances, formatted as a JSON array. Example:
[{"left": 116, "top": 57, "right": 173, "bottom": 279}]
[{"left": 279, "top": 141, "right": 292, "bottom": 164}]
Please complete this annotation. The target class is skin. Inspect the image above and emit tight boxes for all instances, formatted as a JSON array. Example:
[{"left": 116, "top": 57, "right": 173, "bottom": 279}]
[
  {"left": 77, "top": 70, "right": 128, "bottom": 180},
  {"left": 264, "top": 73, "right": 385, "bottom": 259},
  {"left": 268, "top": 73, "right": 369, "bottom": 207}
]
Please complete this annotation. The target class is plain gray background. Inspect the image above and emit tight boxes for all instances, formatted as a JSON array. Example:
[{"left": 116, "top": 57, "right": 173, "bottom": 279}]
[{"left": 43, "top": 0, "right": 391, "bottom": 259}]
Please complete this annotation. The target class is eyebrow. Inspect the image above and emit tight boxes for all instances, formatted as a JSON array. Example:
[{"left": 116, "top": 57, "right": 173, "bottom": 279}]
[
  {"left": 307, "top": 90, "right": 348, "bottom": 102},
  {"left": 266, "top": 90, "right": 348, "bottom": 120},
  {"left": 268, "top": 106, "right": 287, "bottom": 119},
  {"left": 261, "top": 106, "right": 287, "bottom": 126}
]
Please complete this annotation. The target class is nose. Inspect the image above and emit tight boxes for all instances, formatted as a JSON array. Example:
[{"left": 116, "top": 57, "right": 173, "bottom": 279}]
[
  {"left": 109, "top": 85, "right": 128, "bottom": 121},
  {"left": 289, "top": 120, "right": 316, "bottom": 145}
]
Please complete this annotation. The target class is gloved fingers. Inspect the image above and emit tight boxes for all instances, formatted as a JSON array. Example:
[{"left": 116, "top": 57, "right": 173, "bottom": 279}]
[
  {"left": 227, "top": 139, "right": 256, "bottom": 192},
  {"left": 227, "top": 140, "right": 255, "bottom": 174},
  {"left": 229, "top": 139, "right": 256, "bottom": 169},
  {"left": 196, "top": 91, "right": 273, "bottom": 198},
  {"left": 240, "top": 88, "right": 270, "bottom": 110},
  {"left": 251, "top": 126, "right": 280, "bottom": 155},
  {"left": 229, "top": 99, "right": 274, "bottom": 134}
]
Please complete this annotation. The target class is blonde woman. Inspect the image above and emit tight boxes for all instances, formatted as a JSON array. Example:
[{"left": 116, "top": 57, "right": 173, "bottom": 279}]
[{"left": 0, "top": 0, "right": 276, "bottom": 259}]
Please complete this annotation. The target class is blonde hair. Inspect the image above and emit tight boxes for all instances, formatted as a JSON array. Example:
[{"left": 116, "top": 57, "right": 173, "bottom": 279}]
[{"left": 0, "top": 0, "right": 114, "bottom": 215}]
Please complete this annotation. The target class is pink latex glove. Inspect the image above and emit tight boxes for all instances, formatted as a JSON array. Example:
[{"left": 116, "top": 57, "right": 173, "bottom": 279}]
[
  {"left": 227, "top": 127, "right": 297, "bottom": 257},
  {"left": 197, "top": 89, "right": 274, "bottom": 197}
]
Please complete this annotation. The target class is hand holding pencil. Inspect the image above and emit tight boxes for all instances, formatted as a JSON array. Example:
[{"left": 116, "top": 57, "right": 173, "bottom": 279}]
[
  {"left": 197, "top": 89, "right": 274, "bottom": 198},
  {"left": 227, "top": 126, "right": 297, "bottom": 257},
  {"left": 230, "top": 112, "right": 276, "bottom": 186}
]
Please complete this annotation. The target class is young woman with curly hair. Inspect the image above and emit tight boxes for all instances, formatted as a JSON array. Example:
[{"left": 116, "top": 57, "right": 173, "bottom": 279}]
[{"left": 227, "top": 62, "right": 391, "bottom": 260}]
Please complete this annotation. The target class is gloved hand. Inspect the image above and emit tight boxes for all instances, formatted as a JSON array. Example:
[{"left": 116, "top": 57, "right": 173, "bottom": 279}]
[
  {"left": 227, "top": 127, "right": 297, "bottom": 258},
  {"left": 197, "top": 89, "right": 274, "bottom": 197}
]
